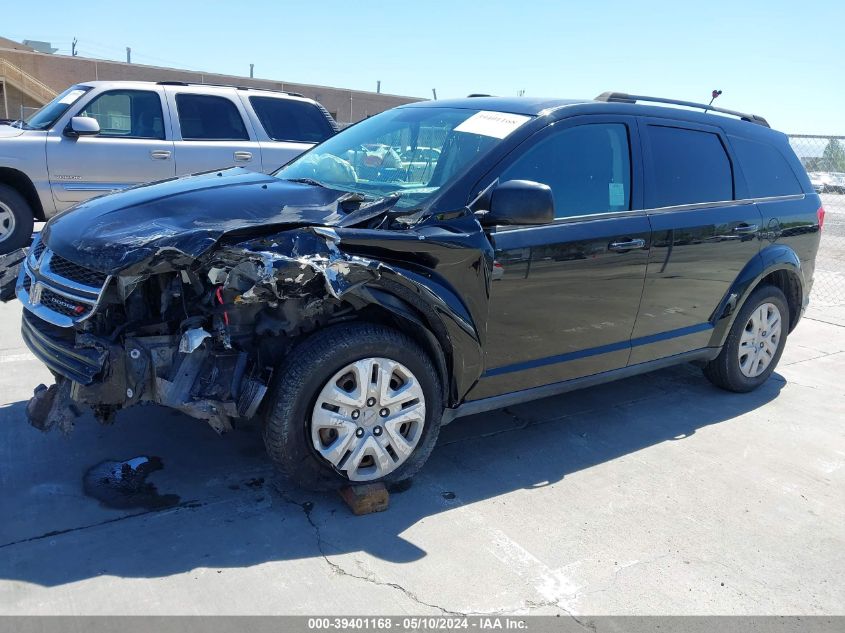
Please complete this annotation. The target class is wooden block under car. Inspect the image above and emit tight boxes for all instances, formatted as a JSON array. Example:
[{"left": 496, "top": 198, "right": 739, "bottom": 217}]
[{"left": 339, "top": 483, "right": 389, "bottom": 515}]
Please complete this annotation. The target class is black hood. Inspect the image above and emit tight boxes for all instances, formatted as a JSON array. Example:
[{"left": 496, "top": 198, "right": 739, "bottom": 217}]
[{"left": 42, "top": 168, "right": 354, "bottom": 274}]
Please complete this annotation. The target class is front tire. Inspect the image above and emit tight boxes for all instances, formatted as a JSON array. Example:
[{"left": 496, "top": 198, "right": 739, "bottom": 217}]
[
  {"left": 0, "top": 184, "right": 35, "bottom": 254},
  {"left": 263, "top": 322, "right": 443, "bottom": 491},
  {"left": 703, "top": 284, "right": 790, "bottom": 392}
]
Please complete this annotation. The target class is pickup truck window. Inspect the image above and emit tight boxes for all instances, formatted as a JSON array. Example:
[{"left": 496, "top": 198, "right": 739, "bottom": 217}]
[
  {"left": 176, "top": 94, "right": 249, "bottom": 141},
  {"left": 249, "top": 96, "right": 334, "bottom": 143},
  {"left": 647, "top": 125, "right": 733, "bottom": 207},
  {"left": 79, "top": 90, "right": 165, "bottom": 139},
  {"left": 500, "top": 123, "right": 632, "bottom": 218},
  {"left": 21, "top": 85, "right": 92, "bottom": 130}
]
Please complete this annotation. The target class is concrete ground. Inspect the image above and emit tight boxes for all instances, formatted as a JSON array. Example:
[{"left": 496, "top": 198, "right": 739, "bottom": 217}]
[{"left": 0, "top": 299, "right": 843, "bottom": 616}]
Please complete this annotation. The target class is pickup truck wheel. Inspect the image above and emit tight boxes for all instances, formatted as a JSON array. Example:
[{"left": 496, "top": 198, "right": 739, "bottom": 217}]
[
  {"left": 263, "top": 322, "right": 443, "bottom": 491},
  {"left": 703, "top": 284, "right": 790, "bottom": 393},
  {"left": 0, "top": 185, "right": 35, "bottom": 254}
]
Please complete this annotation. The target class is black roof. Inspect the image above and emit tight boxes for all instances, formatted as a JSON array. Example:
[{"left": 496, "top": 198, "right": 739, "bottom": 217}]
[
  {"left": 400, "top": 95, "right": 778, "bottom": 134},
  {"left": 401, "top": 96, "right": 588, "bottom": 116}
]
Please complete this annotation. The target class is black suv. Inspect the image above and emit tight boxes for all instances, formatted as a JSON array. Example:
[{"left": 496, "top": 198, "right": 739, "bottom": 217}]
[{"left": 8, "top": 92, "right": 823, "bottom": 490}]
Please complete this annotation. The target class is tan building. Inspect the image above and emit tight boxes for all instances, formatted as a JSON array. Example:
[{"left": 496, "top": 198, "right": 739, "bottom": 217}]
[{"left": 0, "top": 36, "right": 419, "bottom": 124}]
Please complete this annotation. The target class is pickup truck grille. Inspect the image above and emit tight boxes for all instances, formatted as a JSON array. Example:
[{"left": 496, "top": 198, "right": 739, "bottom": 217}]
[{"left": 17, "top": 239, "right": 110, "bottom": 327}]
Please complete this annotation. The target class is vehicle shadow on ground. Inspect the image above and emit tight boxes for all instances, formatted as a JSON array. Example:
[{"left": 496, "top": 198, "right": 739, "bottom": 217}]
[{"left": 0, "top": 364, "right": 785, "bottom": 587}]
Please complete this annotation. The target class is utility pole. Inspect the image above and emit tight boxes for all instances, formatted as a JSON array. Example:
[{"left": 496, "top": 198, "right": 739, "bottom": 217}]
[
  {"left": 126, "top": 47, "right": 131, "bottom": 63},
  {"left": 432, "top": 88, "right": 437, "bottom": 100},
  {"left": 250, "top": 64, "right": 254, "bottom": 78},
  {"left": 376, "top": 80, "right": 381, "bottom": 94},
  {"left": 71, "top": 38, "right": 78, "bottom": 56}
]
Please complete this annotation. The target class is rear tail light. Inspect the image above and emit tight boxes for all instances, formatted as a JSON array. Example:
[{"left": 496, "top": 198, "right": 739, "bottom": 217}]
[{"left": 818, "top": 206, "right": 826, "bottom": 231}]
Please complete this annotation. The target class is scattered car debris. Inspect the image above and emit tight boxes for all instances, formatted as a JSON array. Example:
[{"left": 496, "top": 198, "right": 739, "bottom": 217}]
[
  {"left": 0, "top": 248, "right": 25, "bottom": 301},
  {"left": 82, "top": 456, "right": 179, "bottom": 510},
  {"left": 26, "top": 382, "right": 80, "bottom": 434}
]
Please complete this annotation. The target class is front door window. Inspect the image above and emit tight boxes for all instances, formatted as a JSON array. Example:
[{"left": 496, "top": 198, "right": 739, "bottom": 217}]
[
  {"left": 79, "top": 90, "right": 165, "bottom": 139},
  {"left": 499, "top": 123, "right": 632, "bottom": 217}
]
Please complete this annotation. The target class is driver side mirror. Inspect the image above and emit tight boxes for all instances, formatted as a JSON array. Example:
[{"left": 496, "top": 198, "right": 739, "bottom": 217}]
[
  {"left": 64, "top": 116, "right": 100, "bottom": 138},
  {"left": 478, "top": 180, "right": 555, "bottom": 226}
]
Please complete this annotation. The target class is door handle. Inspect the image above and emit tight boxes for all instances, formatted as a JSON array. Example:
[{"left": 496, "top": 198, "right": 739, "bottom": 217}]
[
  {"left": 234, "top": 151, "right": 253, "bottom": 162},
  {"left": 732, "top": 223, "right": 759, "bottom": 234},
  {"left": 150, "top": 150, "right": 172, "bottom": 160},
  {"left": 608, "top": 238, "right": 646, "bottom": 252}
]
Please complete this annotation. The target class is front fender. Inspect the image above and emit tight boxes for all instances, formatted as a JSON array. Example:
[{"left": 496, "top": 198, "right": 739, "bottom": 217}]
[
  {"left": 708, "top": 244, "right": 804, "bottom": 348},
  {"left": 350, "top": 266, "right": 484, "bottom": 407}
]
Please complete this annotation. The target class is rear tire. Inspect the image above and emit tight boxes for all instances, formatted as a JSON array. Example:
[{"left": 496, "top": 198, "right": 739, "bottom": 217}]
[
  {"left": 0, "top": 184, "right": 34, "bottom": 254},
  {"left": 703, "top": 284, "right": 790, "bottom": 393},
  {"left": 263, "top": 322, "right": 443, "bottom": 491}
]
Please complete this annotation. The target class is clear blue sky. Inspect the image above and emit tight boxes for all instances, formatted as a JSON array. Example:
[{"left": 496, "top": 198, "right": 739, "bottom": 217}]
[{"left": 5, "top": 0, "right": 844, "bottom": 133}]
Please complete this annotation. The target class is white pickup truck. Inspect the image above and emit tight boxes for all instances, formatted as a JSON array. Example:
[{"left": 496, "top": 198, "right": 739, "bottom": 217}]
[{"left": 0, "top": 80, "right": 338, "bottom": 252}]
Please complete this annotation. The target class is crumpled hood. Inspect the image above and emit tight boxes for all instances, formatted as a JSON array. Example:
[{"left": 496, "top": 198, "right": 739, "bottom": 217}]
[{"left": 42, "top": 167, "right": 352, "bottom": 274}]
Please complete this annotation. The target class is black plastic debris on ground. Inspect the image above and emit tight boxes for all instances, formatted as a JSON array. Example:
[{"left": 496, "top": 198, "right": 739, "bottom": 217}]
[{"left": 83, "top": 456, "right": 180, "bottom": 510}]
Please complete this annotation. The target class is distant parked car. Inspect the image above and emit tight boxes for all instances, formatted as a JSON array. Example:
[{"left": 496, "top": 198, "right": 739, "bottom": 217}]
[
  {"left": 808, "top": 171, "right": 832, "bottom": 193},
  {"left": 827, "top": 172, "right": 845, "bottom": 194},
  {"left": 0, "top": 80, "right": 338, "bottom": 253}
]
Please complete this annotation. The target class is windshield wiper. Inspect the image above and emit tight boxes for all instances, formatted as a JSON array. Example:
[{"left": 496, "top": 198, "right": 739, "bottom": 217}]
[
  {"left": 285, "top": 177, "right": 329, "bottom": 188},
  {"left": 337, "top": 194, "right": 402, "bottom": 228}
]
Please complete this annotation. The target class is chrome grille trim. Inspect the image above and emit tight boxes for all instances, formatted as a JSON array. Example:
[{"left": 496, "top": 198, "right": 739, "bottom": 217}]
[
  {"left": 17, "top": 244, "right": 111, "bottom": 328},
  {"left": 47, "top": 253, "right": 109, "bottom": 287}
]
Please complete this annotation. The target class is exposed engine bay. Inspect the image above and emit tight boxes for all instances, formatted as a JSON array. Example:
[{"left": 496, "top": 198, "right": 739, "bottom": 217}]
[
  {"left": 18, "top": 227, "right": 392, "bottom": 433},
  {"left": 5, "top": 171, "right": 492, "bottom": 437}
]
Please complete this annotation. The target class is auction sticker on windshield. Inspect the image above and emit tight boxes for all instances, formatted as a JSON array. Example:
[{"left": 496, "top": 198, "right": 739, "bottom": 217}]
[{"left": 454, "top": 111, "right": 532, "bottom": 139}]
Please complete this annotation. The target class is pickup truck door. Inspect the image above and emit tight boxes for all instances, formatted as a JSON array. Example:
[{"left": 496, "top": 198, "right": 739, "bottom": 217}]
[
  {"left": 464, "top": 116, "right": 650, "bottom": 401},
  {"left": 46, "top": 87, "right": 175, "bottom": 208},
  {"left": 165, "top": 87, "right": 261, "bottom": 175},
  {"left": 628, "top": 119, "right": 764, "bottom": 365}
]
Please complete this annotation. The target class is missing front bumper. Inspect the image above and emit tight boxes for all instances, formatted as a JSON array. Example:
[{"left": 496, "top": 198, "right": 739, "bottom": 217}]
[{"left": 21, "top": 311, "right": 270, "bottom": 434}]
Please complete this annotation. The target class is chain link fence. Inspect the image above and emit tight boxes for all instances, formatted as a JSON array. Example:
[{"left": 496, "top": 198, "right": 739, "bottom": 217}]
[{"left": 788, "top": 135, "right": 845, "bottom": 307}]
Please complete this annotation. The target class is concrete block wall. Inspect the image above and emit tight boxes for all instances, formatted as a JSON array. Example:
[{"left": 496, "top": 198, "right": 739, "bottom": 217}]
[{"left": 0, "top": 46, "right": 421, "bottom": 124}]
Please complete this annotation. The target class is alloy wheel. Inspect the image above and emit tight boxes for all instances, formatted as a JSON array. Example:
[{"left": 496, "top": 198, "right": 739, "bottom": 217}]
[
  {"left": 310, "top": 357, "right": 426, "bottom": 481},
  {"left": 0, "top": 201, "right": 16, "bottom": 243},
  {"left": 738, "top": 302, "right": 782, "bottom": 378}
]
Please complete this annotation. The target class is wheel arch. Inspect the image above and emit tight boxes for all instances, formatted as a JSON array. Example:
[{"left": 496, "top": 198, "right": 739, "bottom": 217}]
[
  {"left": 350, "top": 283, "right": 456, "bottom": 407},
  {"left": 708, "top": 244, "right": 804, "bottom": 348},
  {"left": 0, "top": 167, "right": 45, "bottom": 221}
]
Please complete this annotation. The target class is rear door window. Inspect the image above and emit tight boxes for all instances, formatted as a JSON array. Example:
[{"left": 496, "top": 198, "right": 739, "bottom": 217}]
[
  {"left": 499, "top": 123, "right": 632, "bottom": 218},
  {"left": 79, "top": 89, "right": 165, "bottom": 139},
  {"left": 729, "top": 136, "right": 802, "bottom": 197},
  {"left": 249, "top": 96, "right": 334, "bottom": 143},
  {"left": 646, "top": 125, "right": 733, "bottom": 207},
  {"left": 176, "top": 94, "right": 249, "bottom": 141}
]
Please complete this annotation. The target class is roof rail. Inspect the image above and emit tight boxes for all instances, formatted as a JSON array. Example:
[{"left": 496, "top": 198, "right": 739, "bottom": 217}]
[
  {"left": 467, "top": 93, "right": 493, "bottom": 98},
  {"left": 155, "top": 80, "right": 304, "bottom": 98},
  {"left": 594, "top": 92, "right": 770, "bottom": 127}
]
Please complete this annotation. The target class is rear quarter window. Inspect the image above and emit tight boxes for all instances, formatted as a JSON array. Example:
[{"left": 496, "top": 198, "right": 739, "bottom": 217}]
[
  {"left": 249, "top": 97, "right": 334, "bottom": 143},
  {"left": 729, "top": 135, "right": 803, "bottom": 197},
  {"left": 647, "top": 125, "right": 733, "bottom": 207}
]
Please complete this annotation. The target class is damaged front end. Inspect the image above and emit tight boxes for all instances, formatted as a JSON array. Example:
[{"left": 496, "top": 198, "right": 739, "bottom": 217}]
[{"left": 17, "top": 226, "right": 387, "bottom": 434}]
